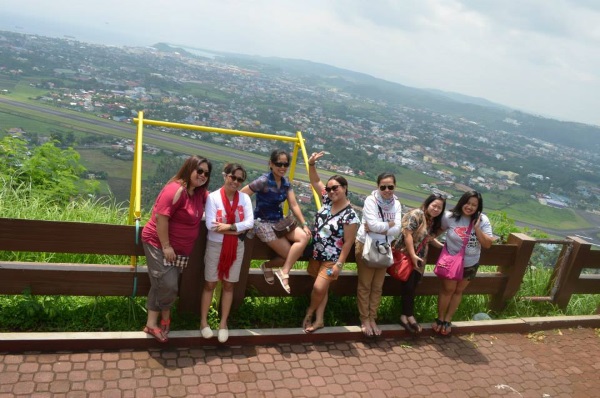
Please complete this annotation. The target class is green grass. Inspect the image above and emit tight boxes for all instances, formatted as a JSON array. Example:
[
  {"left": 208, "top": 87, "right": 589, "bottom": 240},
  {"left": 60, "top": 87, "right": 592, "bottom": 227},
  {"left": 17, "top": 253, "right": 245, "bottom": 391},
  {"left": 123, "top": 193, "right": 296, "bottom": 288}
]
[
  {"left": 180, "top": 82, "right": 234, "bottom": 103},
  {"left": 498, "top": 201, "right": 589, "bottom": 229},
  {"left": 9, "top": 80, "right": 48, "bottom": 100},
  {"left": 0, "top": 109, "right": 61, "bottom": 134},
  {"left": 0, "top": 77, "right": 17, "bottom": 91},
  {"left": 77, "top": 148, "right": 154, "bottom": 180}
]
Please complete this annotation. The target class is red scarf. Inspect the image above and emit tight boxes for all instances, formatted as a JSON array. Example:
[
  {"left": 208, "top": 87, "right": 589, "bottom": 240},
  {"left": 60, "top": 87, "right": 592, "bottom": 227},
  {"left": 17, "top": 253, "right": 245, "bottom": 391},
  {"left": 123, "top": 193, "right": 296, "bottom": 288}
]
[{"left": 218, "top": 188, "right": 240, "bottom": 280}]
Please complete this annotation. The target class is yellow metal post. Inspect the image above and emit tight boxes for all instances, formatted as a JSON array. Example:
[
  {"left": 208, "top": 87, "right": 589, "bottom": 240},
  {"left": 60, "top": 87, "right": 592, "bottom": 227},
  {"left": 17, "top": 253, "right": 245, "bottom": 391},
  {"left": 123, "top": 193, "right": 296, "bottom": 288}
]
[
  {"left": 296, "top": 131, "right": 321, "bottom": 209},
  {"left": 128, "top": 111, "right": 145, "bottom": 266}
]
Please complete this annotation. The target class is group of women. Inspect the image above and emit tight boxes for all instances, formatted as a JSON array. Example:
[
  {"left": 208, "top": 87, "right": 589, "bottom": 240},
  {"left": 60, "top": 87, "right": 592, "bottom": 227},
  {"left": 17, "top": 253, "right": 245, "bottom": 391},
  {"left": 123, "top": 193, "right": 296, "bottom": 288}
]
[{"left": 141, "top": 149, "right": 494, "bottom": 343}]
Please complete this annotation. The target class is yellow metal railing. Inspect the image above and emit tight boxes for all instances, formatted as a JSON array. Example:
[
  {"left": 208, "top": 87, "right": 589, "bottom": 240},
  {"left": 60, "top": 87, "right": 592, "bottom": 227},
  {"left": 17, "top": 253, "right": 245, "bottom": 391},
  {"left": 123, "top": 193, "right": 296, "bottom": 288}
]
[
  {"left": 128, "top": 112, "right": 321, "bottom": 236},
  {"left": 128, "top": 111, "right": 145, "bottom": 269}
]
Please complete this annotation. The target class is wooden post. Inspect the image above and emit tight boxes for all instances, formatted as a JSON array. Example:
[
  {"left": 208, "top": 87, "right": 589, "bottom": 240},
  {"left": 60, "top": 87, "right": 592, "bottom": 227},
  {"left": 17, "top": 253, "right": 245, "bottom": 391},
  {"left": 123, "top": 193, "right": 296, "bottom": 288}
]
[
  {"left": 489, "top": 233, "right": 536, "bottom": 311},
  {"left": 553, "top": 236, "right": 591, "bottom": 310},
  {"left": 177, "top": 225, "right": 208, "bottom": 315}
]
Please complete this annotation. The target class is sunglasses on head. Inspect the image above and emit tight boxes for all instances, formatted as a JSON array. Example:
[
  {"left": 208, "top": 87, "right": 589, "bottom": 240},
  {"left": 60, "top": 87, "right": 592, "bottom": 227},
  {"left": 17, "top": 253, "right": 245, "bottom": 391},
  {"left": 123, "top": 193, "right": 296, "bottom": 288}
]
[
  {"left": 227, "top": 174, "right": 245, "bottom": 183},
  {"left": 196, "top": 168, "right": 210, "bottom": 177},
  {"left": 434, "top": 193, "right": 447, "bottom": 199},
  {"left": 273, "top": 162, "right": 290, "bottom": 168},
  {"left": 325, "top": 185, "right": 342, "bottom": 193},
  {"left": 379, "top": 185, "right": 394, "bottom": 191}
]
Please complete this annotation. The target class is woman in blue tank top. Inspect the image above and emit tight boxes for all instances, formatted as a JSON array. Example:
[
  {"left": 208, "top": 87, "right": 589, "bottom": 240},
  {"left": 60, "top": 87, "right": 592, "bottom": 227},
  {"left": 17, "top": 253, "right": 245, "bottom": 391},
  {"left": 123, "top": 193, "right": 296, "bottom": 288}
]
[{"left": 241, "top": 149, "right": 311, "bottom": 294}]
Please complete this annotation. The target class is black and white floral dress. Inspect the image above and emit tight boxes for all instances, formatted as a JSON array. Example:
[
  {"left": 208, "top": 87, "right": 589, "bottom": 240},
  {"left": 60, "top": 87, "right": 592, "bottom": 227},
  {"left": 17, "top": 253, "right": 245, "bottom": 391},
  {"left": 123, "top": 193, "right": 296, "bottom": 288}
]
[{"left": 310, "top": 192, "right": 360, "bottom": 262}]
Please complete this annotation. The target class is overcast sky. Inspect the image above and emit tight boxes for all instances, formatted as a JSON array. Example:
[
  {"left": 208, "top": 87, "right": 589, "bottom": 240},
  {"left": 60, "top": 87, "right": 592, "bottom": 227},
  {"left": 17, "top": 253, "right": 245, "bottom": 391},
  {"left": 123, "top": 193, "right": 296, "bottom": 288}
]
[{"left": 2, "top": 0, "right": 600, "bottom": 127}]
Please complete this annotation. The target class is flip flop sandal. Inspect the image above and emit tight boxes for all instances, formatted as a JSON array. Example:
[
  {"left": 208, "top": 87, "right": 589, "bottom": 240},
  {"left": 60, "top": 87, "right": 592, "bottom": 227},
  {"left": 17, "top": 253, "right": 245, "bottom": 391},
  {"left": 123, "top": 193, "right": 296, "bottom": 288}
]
[
  {"left": 440, "top": 321, "right": 452, "bottom": 336},
  {"left": 409, "top": 321, "right": 422, "bottom": 334},
  {"left": 304, "top": 322, "right": 324, "bottom": 334},
  {"left": 400, "top": 317, "right": 416, "bottom": 335},
  {"left": 371, "top": 322, "right": 382, "bottom": 336},
  {"left": 260, "top": 262, "right": 275, "bottom": 285},
  {"left": 275, "top": 270, "right": 291, "bottom": 294},
  {"left": 361, "top": 323, "right": 373, "bottom": 337},
  {"left": 160, "top": 318, "right": 171, "bottom": 335},
  {"left": 432, "top": 318, "right": 444, "bottom": 334},
  {"left": 302, "top": 313, "right": 313, "bottom": 330},
  {"left": 143, "top": 326, "right": 168, "bottom": 343}
]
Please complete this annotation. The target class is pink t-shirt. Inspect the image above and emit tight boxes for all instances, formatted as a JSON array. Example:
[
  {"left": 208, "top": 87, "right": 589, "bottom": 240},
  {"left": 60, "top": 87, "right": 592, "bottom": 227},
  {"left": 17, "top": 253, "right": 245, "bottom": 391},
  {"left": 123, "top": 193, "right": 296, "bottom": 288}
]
[{"left": 142, "top": 181, "right": 208, "bottom": 256}]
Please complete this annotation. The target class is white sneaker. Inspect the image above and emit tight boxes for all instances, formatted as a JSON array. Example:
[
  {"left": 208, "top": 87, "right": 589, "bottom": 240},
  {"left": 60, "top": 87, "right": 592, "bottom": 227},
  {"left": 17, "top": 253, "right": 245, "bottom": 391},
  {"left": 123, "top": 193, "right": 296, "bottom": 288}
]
[
  {"left": 218, "top": 328, "right": 229, "bottom": 343},
  {"left": 200, "top": 326, "right": 213, "bottom": 339}
]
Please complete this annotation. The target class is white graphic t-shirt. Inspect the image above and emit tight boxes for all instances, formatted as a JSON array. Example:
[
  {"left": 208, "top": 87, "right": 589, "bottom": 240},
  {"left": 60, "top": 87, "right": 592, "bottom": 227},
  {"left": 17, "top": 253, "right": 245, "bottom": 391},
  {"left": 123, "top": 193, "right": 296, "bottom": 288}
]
[{"left": 440, "top": 211, "right": 493, "bottom": 268}]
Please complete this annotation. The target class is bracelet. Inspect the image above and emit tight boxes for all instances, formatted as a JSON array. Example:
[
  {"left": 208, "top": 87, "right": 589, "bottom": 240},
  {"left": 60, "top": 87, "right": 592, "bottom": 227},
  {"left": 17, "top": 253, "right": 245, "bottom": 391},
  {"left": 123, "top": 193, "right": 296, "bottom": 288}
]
[
  {"left": 302, "top": 222, "right": 309, "bottom": 227},
  {"left": 334, "top": 262, "right": 344, "bottom": 269},
  {"left": 308, "top": 163, "right": 315, "bottom": 166}
]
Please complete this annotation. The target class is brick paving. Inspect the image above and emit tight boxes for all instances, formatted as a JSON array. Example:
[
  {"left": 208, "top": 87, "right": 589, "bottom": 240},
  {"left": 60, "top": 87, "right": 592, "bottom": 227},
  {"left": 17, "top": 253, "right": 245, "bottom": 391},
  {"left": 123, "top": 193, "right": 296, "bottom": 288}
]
[{"left": 1, "top": 327, "right": 599, "bottom": 397}]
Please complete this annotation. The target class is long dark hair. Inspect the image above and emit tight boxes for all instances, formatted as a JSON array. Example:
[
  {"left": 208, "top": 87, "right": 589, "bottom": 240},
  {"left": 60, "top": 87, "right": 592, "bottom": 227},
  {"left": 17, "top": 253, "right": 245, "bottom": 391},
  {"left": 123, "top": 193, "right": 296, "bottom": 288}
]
[
  {"left": 422, "top": 194, "right": 446, "bottom": 233},
  {"left": 170, "top": 155, "right": 212, "bottom": 190},
  {"left": 450, "top": 190, "right": 483, "bottom": 221}
]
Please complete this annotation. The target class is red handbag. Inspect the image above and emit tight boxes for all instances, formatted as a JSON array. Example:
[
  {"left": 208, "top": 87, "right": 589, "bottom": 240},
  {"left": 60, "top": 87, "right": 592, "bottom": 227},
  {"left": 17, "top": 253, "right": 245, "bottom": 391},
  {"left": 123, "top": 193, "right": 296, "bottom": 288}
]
[{"left": 387, "top": 239, "right": 426, "bottom": 282}]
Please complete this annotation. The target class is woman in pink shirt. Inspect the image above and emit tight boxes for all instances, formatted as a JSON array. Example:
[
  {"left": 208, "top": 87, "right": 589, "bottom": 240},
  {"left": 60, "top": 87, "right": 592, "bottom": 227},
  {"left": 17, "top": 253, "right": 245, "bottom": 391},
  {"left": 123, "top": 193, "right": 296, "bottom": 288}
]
[{"left": 141, "top": 155, "right": 211, "bottom": 343}]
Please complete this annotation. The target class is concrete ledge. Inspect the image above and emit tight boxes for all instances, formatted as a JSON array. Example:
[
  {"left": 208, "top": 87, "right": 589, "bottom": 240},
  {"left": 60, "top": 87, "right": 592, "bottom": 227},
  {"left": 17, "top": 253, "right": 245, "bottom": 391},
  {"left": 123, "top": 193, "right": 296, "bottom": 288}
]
[{"left": 1, "top": 315, "right": 599, "bottom": 353}]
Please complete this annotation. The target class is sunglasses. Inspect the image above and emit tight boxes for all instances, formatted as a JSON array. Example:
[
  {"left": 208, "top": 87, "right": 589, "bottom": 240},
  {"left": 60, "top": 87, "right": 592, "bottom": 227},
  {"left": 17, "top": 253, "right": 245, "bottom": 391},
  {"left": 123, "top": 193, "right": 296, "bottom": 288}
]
[
  {"left": 273, "top": 162, "right": 290, "bottom": 168},
  {"left": 433, "top": 193, "right": 447, "bottom": 199},
  {"left": 196, "top": 168, "right": 210, "bottom": 177},
  {"left": 228, "top": 175, "right": 245, "bottom": 183},
  {"left": 379, "top": 185, "right": 395, "bottom": 191},
  {"left": 325, "top": 185, "right": 342, "bottom": 193}
]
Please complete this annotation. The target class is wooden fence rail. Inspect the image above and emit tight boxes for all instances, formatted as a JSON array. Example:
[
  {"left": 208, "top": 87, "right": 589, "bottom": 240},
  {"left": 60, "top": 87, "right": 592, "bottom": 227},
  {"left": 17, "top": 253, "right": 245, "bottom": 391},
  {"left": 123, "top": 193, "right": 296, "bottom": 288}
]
[{"left": 0, "top": 218, "right": 597, "bottom": 315}]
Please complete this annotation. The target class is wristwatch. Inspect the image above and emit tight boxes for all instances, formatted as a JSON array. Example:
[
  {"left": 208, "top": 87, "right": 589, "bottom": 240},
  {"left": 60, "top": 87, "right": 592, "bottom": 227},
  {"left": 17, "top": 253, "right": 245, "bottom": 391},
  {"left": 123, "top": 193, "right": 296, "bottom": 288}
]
[
  {"left": 229, "top": 223, "right": 237, "bottom": 231},
  {"left": 334, "top": 262, "right": 344, "bottom": 269}
]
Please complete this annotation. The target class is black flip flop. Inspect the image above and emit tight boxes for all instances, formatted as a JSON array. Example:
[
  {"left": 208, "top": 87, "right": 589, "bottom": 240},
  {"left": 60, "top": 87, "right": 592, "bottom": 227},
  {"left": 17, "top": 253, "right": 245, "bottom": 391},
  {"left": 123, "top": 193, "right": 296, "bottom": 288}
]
[
  {"left": 399, "top": 317, "right": 416, "bottom": 335},
  {"left": 409, "top": 321, "right": 422, "bottom": 334}
]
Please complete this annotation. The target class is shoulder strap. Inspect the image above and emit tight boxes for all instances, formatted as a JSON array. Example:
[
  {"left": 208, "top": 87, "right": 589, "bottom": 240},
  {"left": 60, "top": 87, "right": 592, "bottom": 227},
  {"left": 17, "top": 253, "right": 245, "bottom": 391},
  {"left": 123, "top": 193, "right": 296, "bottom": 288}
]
[
  {"left": 376, "top": 204, "right": 388, "bottom": 244},
  {"left": 458, "top": 221, "right": 474, "bottom": 254},
  {"left": 415, "top": 237, "right": 427, "bottom": 253},
  {"left": 315, "top": 204, "right": 351, "bottom": 235}
]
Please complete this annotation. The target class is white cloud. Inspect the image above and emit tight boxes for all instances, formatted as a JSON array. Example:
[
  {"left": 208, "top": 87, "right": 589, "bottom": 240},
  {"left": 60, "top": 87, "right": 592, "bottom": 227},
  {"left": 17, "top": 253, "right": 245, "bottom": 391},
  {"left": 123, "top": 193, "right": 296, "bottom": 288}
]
[{"left": 2, "top": 0, "right": 600, "bottom": 125}]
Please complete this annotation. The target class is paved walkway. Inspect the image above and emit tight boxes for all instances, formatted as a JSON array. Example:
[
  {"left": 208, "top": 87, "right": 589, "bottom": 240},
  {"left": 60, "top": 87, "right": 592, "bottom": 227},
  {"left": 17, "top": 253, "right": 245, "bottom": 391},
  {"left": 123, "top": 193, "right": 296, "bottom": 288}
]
[{"left": 1, "top": 326, "right": 599, "bottom": 397}]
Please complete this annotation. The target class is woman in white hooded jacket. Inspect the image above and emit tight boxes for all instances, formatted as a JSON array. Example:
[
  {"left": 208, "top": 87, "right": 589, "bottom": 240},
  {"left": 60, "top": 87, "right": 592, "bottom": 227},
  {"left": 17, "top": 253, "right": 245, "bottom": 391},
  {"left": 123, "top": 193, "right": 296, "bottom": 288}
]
[{"left": 355, "top": 172, "right": 402, "bottom": 336}]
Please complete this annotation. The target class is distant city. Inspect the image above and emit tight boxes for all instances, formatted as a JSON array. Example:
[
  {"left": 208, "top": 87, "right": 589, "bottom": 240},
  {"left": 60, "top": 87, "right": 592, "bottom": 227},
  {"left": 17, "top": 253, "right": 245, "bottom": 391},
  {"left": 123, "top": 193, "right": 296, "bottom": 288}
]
[{"left": 1, "top": 29, "right": 599, "bottom": 235}]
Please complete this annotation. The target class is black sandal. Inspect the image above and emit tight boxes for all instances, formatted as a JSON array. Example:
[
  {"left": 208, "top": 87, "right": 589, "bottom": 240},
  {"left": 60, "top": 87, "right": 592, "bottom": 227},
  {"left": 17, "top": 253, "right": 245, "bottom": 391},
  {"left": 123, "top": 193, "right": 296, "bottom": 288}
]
[
  {"left": 399, "top": 317, "right": 414, "bottom": 334},
  {"left": 440, "top": 321, "right": 452, "bottom": 336},
  {"left": 432, "top": 318, "right": 443, "bottom": 333},
  {"left": 409, "top": 321, "right": 422, "bottom": 334}
]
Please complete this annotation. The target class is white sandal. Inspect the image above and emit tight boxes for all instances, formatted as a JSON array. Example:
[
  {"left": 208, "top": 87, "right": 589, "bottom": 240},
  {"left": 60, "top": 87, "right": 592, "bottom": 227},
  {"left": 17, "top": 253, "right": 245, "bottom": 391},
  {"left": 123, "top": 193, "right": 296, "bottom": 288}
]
[{"left": 275, "top": 270, "right": 291, "bottom": 294}]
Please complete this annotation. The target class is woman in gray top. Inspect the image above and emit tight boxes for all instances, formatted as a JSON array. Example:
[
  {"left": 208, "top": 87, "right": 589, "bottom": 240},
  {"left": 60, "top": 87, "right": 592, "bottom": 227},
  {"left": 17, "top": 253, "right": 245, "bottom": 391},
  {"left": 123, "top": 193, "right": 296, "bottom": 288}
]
[{"left": 432, "top": 190, "right": 494, "bottom": 336}]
